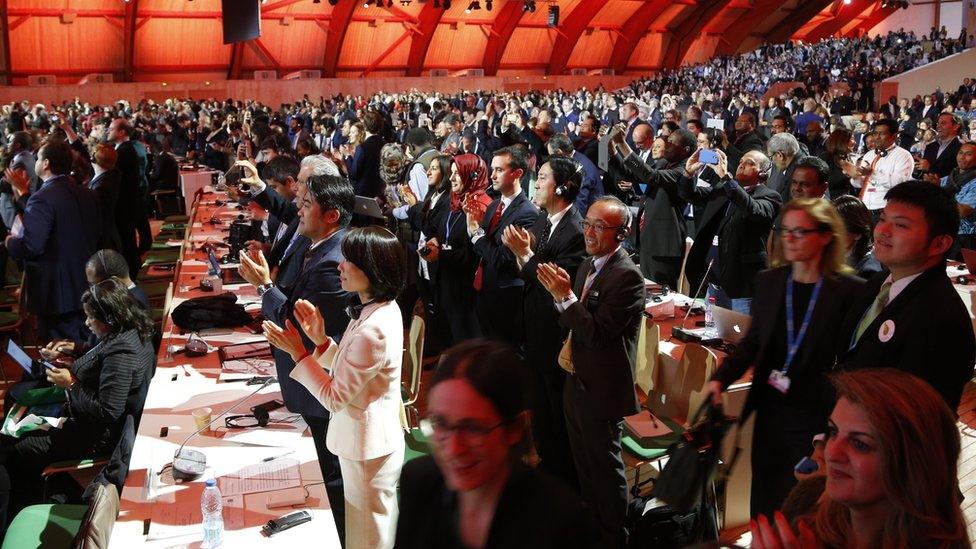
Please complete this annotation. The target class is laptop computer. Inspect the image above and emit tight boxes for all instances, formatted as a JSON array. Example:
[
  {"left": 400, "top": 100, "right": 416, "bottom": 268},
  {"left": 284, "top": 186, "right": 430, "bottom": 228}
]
[
  {"left": 354, "top": 196, "right": 386, "bottom": 219},
  {"left": 712, "top": 306, "right": 751, "bottom": 343}
]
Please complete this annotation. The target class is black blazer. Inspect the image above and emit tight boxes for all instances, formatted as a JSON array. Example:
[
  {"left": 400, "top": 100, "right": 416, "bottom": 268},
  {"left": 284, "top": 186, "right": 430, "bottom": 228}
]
[
  {"left": 67, "top": 329, "right": 155, "bottom": 454},
  {"left": 712, "top": 267, "right": 864, "bottom": 419},
  {"left": 559, "top": 248, "right": 645, "bottom": 420},
  {"left": 618, "top": 151, "right": 687, "bottom": 259},
  {"left": 346, "top": 134, "right": 385, "bottom": 199},
  {"left": 89, "top": 169, "right": 122, "bottom": 252},
  {"left": 472, "top": 193, "right": 539, "bottom": 290},
  {"left": 408, "top": 190, "right": 451, "bottom": 285},
  {"left": 148, "top": 151, "right": 179, "bottom": 191},
  {"left": 253, "top": 186, "right": 300, "bottom": 270},
  {"left": 682, "top": 172, "right": 783, "bottom": 299},
  {"left": 520, "top": 207, "right": 586, "bottom": 357},
  {"left": 922, "top": 138, "right": 962, "bottom": 179},
  {"left": 396, "top": 456, "right": 596, "bottom": 549},
  {"left": 114, "top": 140, "right": 143, "bottom": 218},
  {"left": 262, "top": 230, "right": 352, "bottom": 418},
  {"left": 835, "top": 264, "right": 976, "bottom": 412}
]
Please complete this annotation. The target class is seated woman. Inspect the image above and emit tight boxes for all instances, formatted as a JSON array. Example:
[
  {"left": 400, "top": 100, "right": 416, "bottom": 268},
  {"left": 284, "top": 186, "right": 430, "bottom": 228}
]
[
  {"left": 396, "top": 339, "right": 596, "bottom": 549},
  {"left": 0, "top": 277, "right": 155, "bottom": 517},
  {"left": 752, "top": 368, "right": 970, "bottom": 548},
  {"left": 263, "top": 226, "right": 406, "bottom": 549}
]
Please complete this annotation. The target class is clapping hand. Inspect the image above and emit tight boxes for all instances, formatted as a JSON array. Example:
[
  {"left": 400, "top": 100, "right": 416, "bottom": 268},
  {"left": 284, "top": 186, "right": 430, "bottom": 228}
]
[
  {"left": 262, "top": 319, "right": 306, "bottom": 362},
  {"left": 239, "top": 248, "right": 272, "bottom": 287},
  {"left": 5, "top": 167, "right": 30, "bottom": 199},
  {"left": 536, "top": 262, "right": 572, "bottom": 301},
  {"left": 750, "top": 512, "right": 817, "bottom": 549},
  {"left": 293, "top": 299, "right": 328, "bottom": 347},
  {"left": 502, "top": 225, "right": 532, "bottom": 256},
  {"left": 463, "top": 194, "right": 486, "bottom": 232},
  {"left": 398, "top": 184, "right": 418, "bottom": 206}
]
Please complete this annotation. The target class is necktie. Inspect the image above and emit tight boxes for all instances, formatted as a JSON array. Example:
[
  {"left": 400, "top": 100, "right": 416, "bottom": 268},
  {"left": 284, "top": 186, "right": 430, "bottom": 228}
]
[
  {"left": 852, "top": 281, "right": 891, "bottom": 345},
  {"left": 580, "top": 266, "right": 597, "bottom": 301},
  {"left": 473, "top": 201, "right": 505, "bottom": 291},
  {"left": 537, "top": 217, "right": 553, "bottom": 256}
]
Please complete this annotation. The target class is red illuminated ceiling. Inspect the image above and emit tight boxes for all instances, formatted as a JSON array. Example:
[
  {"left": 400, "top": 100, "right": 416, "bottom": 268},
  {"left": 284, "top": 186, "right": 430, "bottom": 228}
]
[{"left": 0, "top": 0, "right": 902, "bottom": 84}]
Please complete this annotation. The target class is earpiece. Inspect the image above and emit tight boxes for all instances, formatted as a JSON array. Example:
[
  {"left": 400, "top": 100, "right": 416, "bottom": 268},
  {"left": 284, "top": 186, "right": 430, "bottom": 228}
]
[{"left": 616, "top": 226, "right": 628, "bottom": 242}]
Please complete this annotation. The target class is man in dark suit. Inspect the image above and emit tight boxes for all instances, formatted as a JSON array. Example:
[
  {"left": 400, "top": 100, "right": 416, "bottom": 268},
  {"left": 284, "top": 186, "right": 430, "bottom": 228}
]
[
  {"left": 344, "top": 111, "right": 386, "bottom": 226},
  {"left": 766, "top": 132, "right": 803, "bottom": 201},
  {"left": 502, "top": 156, "right": 587, "bottom": 491},
  {"left": 682, "top": 149, "right": 782, "bottom": 315},
  {"left": 5, "top": 139, "right": 100, "bottom": 341},
  {"left": 89, "top": 144, "right": 122, "bottom": 252},
  {"left": 547, "top": 133, "right": 602, "bottom": 216},
  {"left": 108, "top": 118, "right": 149, "bottom": 278},
  {"left": 537, "top": 196, "right": 645, "bottom": 548},
  {"left": 836, "top": 181, "right": 975, "bottom": 412},
  {"left": 464, "top": 146, "right": 539, "bottom": 347},
  {"left": 611, "top": 124, "right": 693, "bottom": 289},
  {"left": 620, "top": 100, "right": 645, "bottom": 151},
  {"left": 239, "top": 173, "right": 354, "bottom": 536},
  {"left": 918, "top": 113, "right": 963, "bottom": 179},
  {"left": 730, "top": 112, "right": 766, "bottom": 156}
]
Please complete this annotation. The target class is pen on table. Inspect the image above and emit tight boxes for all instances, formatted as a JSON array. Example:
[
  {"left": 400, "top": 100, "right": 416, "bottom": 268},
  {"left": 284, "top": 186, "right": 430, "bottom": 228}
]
[{"left": 263, "top": 451, "right": 295, "bottom": 462}]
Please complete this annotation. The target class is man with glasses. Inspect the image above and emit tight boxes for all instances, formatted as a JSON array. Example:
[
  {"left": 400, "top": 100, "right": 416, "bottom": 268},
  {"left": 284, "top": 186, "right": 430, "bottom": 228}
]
[
  {"left": 536, "top": 196, "right": 645, "bottom": 547},
  {"left": 766, "top": 132, "right": 803, "bottom": 201},
  {"left": 239, "top": 171, "right": 354, "bottom": 539},
  {"left": 682, "top": 149, "right": 782, "bottom": 315}
]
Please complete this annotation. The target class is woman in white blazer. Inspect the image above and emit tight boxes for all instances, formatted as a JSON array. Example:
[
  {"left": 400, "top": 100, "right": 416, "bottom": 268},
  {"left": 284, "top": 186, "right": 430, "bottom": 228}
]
[{"left": 264, "top": 226, "right": 406, "bottom": 549}]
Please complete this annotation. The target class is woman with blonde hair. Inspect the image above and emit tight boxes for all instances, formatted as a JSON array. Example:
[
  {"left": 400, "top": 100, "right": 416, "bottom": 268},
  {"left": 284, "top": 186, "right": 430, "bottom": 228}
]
[{"left": 707, "top": 198, "right": 864, "bottom": 518}]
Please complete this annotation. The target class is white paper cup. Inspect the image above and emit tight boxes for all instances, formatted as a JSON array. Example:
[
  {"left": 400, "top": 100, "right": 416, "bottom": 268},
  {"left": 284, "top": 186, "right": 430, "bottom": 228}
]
[{"left": 192, "top": 407, "right": 213, "bottom": 434}]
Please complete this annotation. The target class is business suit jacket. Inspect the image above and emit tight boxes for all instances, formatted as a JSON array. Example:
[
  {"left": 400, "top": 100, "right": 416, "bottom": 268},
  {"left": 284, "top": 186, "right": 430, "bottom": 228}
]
[
  {"left": 290, "top": 301, "right": 404, "bottom": 461},
  {"left": 712, "top": 267, "right": 864, "bottom": 420},
  {"left": 114, "top": 140, "right": 143, "bottom": 214},
  {"left": 923, "top": 138, "right": 962, "bottom": 179},
  {"left": 559, "top": 248, "right": 645, "bottom": 420},
  {"left": 253, "top": 186, "right": 300, "bottom": 268},
  {"left": 472, "top": 193, "right": 539, "bottom": 291},
  {"left": 407, "top": 190, "right": 451, "bottom": 286},
  {"left": 148, "top": 151, "right": 179, "bottom": 191},
  {"left": 520, "top": 207, "right": 586, "bottom": 360},
  {"left": 766, "top": 155, "right": 801, "bottom": 201},
  {"left": 346, "top": 134, "right": 386, "bottom": 199},
  {"left": 623, "top": 117, "right": 646, "bottom": 151},
  {"left": 836, "top": 264, "right": 976, "bottom": 412},
  {"left": 682, "top": 170, "right": 782, "bottom": 298},
  {"left": 731, "top": 130, "right": 765, "bottom": 155},
  {"left": 572, "top": 151, "right": 603, "bottom": 216},
  {"left": 262, "top": 230, "right": 352, "bottom": 419},
  {"left": 6, "top": 175, "right": 100, "bottom": 315},
  {"left": 618, "top": 151, "right": 688, "bottom": 264},
  {"left": 89, "top": 169, "right": 123, "bottom": 252}
]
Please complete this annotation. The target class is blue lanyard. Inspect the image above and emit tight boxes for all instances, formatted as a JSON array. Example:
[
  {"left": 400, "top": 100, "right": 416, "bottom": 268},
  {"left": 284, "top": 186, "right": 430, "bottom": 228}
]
[
  {"left": 445, "top": 211, "right": 462, "bottom": 242},
  {"left": 783, "top": 276, "right": 822, "bottom": 373}
]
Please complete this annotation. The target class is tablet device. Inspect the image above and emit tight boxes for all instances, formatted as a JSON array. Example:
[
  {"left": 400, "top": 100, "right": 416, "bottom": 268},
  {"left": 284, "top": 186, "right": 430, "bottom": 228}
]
[
  {"left": 354, "top": 196, "right": 386, "bottom": 219},
  {"left": 6, "top": 339, "right": 34, "bottom": 374}
]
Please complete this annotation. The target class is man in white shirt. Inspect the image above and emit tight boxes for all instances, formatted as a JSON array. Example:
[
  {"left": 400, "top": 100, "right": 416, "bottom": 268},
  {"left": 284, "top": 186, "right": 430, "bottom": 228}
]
[{"left": 843, "top": 119, "right": 914, "bottom": 218}]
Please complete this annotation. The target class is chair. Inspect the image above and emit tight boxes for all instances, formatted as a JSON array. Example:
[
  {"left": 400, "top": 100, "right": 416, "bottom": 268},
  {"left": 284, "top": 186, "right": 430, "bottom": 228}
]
[
  {"left": 152, "top": 189, "right": 186, "bottom": 219},
  {"left": 634, "top": 318, "right": 661, "bottom": 400},
  {"left": 5, "top": 415, "right": 134, "bottom": 549},
  {"left": 623, "top": 342, "right": 718, "bottom": 495},
  {"left": 400, "top": 315, "right": 425, "bottom": 430}
]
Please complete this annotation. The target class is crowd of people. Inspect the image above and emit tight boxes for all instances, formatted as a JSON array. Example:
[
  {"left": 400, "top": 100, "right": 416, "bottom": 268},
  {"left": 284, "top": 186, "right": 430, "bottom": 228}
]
[{"left": 0, "top": 28, "right": 974, "bottom": 548}]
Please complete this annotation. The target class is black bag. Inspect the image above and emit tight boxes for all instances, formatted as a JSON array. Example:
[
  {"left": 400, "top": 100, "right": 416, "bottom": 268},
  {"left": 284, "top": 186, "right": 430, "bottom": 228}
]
[
  {"left": 626, "top": 496, "right": 701, "bottom": 549},
  {"left": 652, "top": 401, "right": 732, "bottom": 513},
  {"left": 171, "top": 292, "right": 253, "bottom": 332}
]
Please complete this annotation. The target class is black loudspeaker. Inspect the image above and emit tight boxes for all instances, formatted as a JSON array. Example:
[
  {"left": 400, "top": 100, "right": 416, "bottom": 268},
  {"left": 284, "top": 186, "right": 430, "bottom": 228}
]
[{"left": 548, "top": 5, "right": 559, "bottom": 27}]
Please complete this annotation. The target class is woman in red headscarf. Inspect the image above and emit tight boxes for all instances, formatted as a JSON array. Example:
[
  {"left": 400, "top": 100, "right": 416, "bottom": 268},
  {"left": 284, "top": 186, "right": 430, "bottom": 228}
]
[{"left": 419, "top": 153, "right": 491, "bottom": 343}]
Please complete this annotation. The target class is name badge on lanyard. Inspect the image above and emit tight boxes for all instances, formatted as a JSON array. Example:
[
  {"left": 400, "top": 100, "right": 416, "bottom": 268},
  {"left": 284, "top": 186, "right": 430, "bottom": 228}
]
[{"left": 769, "top": 276, "right": 823, "bottom": 395}]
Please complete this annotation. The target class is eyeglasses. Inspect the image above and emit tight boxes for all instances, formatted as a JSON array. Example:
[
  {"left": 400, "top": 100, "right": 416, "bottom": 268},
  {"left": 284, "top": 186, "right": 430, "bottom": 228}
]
[
  {"left": 580, "top": 220, "right": 624, "bottom": 233},
  {"left": 419, "top": 416, "right": 505, "bottom": 447},
  {"left": 774, "top": 226, "right": 829, "bottom": 239}
]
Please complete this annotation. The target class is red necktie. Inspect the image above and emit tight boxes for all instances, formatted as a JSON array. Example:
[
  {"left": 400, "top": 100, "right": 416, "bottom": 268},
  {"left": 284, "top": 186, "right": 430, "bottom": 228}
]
[{"left": 473, "top": 202, "right": 505, "bottom": 291}]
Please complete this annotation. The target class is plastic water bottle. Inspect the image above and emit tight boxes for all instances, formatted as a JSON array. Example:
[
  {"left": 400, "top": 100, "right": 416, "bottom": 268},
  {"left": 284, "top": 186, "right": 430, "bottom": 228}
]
[
  {"left": 201, "top": 478, "right": 224, "bottom": 548},
  {"left": 704, "top": 296, "right": 717, "bottom": 335}
]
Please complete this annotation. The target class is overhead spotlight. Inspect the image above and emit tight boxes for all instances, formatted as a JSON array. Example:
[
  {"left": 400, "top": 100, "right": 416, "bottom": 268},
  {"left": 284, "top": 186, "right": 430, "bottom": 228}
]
[
  {"left": 465, "top": 1, "right": 480, "bottom": 12},
  {"left": 486, "top": 0, "right": 492, "bottom": 10},
  {"left": 843, "top": 0, "right": 851, "bottom": 4},
  {"left": 387, "top": 0, "right": 393, "bottom": 6},
  {"left": 443, "top": 0, "right": 451, "bottom": 8},
  {"left": 522, "top": 0, "right": 535, "bottom": 13},
  {"left": 400, "top": 0, "right": 412, "bottom": 5}
]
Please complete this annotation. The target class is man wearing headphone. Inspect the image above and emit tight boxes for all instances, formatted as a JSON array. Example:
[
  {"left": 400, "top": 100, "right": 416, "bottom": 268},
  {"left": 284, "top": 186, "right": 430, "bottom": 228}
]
[
  {"left": 682, "top": 149, "right": 783, "bottom": 315},
  {"left": 536, "top": 196, "right": 646, "bottom": 547}
]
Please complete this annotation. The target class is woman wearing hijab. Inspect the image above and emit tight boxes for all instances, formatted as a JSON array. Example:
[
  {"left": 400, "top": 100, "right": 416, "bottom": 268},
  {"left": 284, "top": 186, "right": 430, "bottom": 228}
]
[{"left": 420, "top": 153, "right": 491, "bottom": 343}]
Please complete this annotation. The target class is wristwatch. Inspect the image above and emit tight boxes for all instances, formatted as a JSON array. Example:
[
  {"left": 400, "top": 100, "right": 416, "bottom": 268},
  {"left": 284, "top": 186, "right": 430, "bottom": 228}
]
[
  {"left": 558, "top": 293, "right": 574, "bottom": 304},
  {"left": 470, "top": 228, "right": 486, "bottom": 240},
  {"left": 257, "top": 283, "right": 274, "bottom": 296}
]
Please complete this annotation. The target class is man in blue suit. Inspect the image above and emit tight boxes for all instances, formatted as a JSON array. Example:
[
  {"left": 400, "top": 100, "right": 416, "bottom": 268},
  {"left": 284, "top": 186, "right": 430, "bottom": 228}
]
[
  {"left": 5, "top": 139, "right": 100, "bottom": 341},
  {"left": 547, "top": 133, "right": 602, "bottom": 215},
  {"left": 239, "top": 172, "right": 353, "bottom": 538},
  {"left": 465, "top": 146, "right": 539, "bottom": 347}
]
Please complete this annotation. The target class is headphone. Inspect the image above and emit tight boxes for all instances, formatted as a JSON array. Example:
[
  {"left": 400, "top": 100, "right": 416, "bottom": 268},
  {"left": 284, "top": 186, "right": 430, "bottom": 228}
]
[
  {"left": 468, "top": 168, "right": 481, "bottom": 182},
  {"left": 616, "top": 226, "right": 628, "bottom": 242},
  {"left": 89, "top": 278, "right": 119, "bottom": 328},
  {"left": 554, "top": 161, "right": 584, "bottom": 198}
]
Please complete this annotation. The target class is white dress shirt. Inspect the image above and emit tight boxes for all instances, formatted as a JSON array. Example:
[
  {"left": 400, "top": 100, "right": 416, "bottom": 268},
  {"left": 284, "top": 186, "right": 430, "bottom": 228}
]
[
  {"left": 517, "top": 204, "right": 572, "bottom": 268},
  {"left": 850, "top": 144, "right": 914, "bottom": 211},
  {"left": 470, "top": 193, "right": 516, "bottom": 244},
  {"left": 554, "top": 245, "right": 621, "bottom": 311}
]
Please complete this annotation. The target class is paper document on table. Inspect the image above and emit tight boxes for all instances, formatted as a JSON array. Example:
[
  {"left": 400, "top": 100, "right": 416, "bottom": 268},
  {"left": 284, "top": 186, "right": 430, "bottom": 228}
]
[
  {"left": 218, "top": 458, "right": 302, "bottom": 496},
  {"left": 147, "top": 501, "right": 201, "bottom": 541}
]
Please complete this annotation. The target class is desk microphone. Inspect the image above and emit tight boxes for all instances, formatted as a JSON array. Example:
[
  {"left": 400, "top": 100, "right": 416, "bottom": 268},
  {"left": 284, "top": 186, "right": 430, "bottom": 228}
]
[
  {"left": 171, "top": 377, "right": 275, "bottom": 481},
  {"left": 672, "top": 259, "right": 714, "bottom": 343}
]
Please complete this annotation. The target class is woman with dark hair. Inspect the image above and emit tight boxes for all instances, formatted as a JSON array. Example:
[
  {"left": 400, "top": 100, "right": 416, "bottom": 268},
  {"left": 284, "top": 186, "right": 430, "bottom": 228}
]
[
  {"left": 263, "top": 226, "right": 406, "bottom": 549},
  {"left": 820, "top": 129, "right": 856, "bottom": 198},
  {"left": 832, "top": 195, "right": 882, "bottom": 278},
  {"left": 0, "top": 277, "right": 155, "bottom": 518},
  {"left": 396, "top": 339, "right": 596, "bottom": 548},
  {"left": 420, "top": 153, "right": 491, "bottom": 343},
  {"left": 753, "top": 369, "right": 969, "bottom": 548}
]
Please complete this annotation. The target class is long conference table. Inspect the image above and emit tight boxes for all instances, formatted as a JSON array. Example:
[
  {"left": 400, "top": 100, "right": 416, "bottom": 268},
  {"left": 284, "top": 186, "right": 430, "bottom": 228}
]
[{"left": 111, "top": 188, "right": 341, "bottom": 547}]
